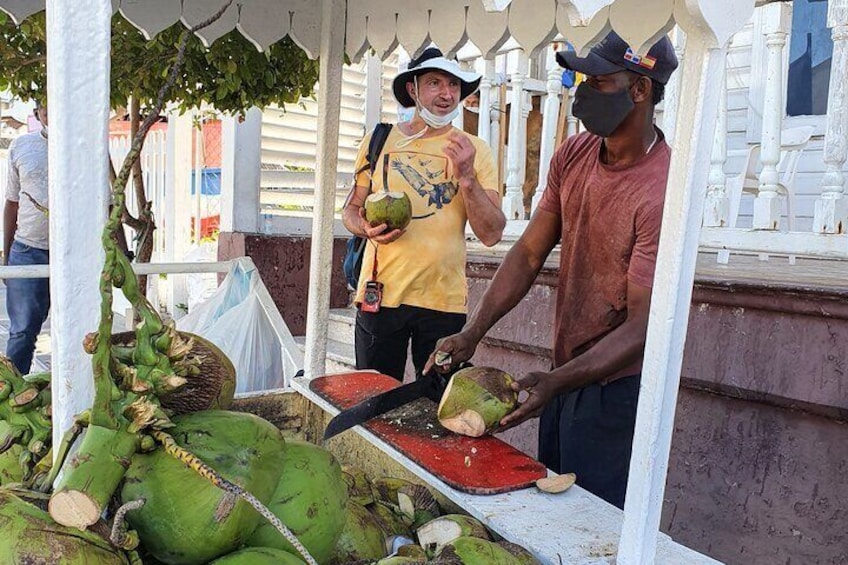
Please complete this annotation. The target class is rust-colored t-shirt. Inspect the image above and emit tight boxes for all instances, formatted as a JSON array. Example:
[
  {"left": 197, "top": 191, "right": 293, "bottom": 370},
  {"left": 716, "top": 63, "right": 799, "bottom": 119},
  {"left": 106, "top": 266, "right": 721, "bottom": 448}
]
[{"left": 537, "top": 130, "right": 669, "bottom": 382}]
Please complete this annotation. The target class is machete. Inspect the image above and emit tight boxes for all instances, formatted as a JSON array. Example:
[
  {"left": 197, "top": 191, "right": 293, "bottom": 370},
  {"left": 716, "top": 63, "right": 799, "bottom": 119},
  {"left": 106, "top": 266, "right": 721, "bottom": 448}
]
[{"left": 322, "top": 365, "right": 467, "bottom": 441}]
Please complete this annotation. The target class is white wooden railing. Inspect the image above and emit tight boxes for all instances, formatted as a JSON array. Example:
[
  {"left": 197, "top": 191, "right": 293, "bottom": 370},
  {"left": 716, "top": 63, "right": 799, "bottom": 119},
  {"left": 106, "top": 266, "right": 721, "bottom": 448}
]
[
  {"left": 0, "top": 259, "right": 305, "bottom": 389},
  {"left": 699, "top": 1, "right": 848, "bottom": 262}
]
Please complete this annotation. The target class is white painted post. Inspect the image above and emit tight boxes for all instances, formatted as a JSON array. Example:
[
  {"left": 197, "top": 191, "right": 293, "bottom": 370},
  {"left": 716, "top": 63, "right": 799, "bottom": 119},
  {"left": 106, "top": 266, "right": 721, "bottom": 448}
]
[
  {"left": 165, "top": 112, "right": 193, "bottom": 318},
  {"left": 476, "top": 58, "right": 495, "bottom": 146},
  {"left": 618, "top": 37, "right": 729, "bottom": 564},
  {"left": 304, "top": 0, "right": 346, "bottom": 379},
  {"left": 660, "top": 28, "right": 686, "bottom": 145},
  {"left": 503, "top": 49, "right": 529, "bottom": 220},
  {"left": 46, "top": 0, "right": 112, "bottom": 454},
  {"left": 364, "top": 53, "right": 383, "bottom": 132},
  {"left": 703, "top": 62, "right": 729, "bottom": 227},
  {"left": 753, "top": 2, "right": 792, "bottom": 231},
  {"left": 220, "top": 107, "right": 262, "bottom": 234},
  {"left": 813, "top": 0, "right": 848, "bottom": 234},
  {"left": 531, "top": 47, "right": 563, "bottom": 213}
]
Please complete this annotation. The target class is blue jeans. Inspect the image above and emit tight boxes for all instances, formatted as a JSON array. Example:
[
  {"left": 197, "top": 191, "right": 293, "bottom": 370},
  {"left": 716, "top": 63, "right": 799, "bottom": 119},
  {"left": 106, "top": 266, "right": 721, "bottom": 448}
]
[{"left": 6, "top": 240, "right": 50, "bottom": 374}]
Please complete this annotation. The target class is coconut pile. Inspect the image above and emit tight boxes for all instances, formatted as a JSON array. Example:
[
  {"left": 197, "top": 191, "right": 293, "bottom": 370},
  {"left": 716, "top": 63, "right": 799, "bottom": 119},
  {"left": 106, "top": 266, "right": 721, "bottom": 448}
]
[
  {"left": 335, "top": 466, "right": 541, "bottom": 565},
  {"left": 0, "top": 347, "right": 540, "bottom": 564}
]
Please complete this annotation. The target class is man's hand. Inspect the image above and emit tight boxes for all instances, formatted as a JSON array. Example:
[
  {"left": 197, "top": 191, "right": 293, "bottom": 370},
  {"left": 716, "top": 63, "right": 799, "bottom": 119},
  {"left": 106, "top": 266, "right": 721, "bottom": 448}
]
[
  {"left": 443, "top": 132, "right": 477, "bottom": 184},
  {"left": 424, "top": 329, "right": 482, "bottom": 374},
  {"left": 498, "top": 370, "right": 561, "bottom": 431},
  {"left": 358, "top": 207, "right": 404, "bottom": 244}
]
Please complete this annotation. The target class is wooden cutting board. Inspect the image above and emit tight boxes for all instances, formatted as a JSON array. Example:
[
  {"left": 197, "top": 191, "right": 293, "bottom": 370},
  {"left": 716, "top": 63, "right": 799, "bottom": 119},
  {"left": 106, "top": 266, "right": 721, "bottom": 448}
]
[{"left": 310, "top": 372, "right": 547, "bottom": 495}]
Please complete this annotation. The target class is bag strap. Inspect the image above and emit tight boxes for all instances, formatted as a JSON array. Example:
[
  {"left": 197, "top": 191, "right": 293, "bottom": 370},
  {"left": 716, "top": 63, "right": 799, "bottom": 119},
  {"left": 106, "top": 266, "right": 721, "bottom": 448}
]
[{"left": 353, "top": 123, "right": 393, "bottom": 178}]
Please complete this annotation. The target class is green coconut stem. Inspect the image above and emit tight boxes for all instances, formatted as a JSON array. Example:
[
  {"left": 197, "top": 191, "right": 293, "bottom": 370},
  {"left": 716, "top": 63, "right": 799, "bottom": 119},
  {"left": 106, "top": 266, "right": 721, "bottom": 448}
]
[
  {"left": 34, "top": 411, "right": 88, "bottom": 493},
  {"left": 110, "top": 499, "right": 144, "bottom": 550},
  {"left": 151, "top": 430, "right": 318, "bottom": 565},
  {"left": 436, "top": 368, "right": 517, "bottom": 438},
  {"left": 49, "top": 425, "right": 139, "bottom": 529},
  {"left": 90, "top": 0, "right": 235, "bottom": 429}
]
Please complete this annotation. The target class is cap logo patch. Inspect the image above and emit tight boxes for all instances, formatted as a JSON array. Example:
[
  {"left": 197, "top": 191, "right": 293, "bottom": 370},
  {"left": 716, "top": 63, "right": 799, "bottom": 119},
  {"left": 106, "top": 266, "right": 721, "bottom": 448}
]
[{"left": 624, "top": 48, "right": 656, "bottom": 70}]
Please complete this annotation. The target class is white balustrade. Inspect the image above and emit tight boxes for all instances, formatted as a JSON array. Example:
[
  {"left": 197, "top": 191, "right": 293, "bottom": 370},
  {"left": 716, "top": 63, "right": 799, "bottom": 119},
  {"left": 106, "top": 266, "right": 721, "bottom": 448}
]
[
  {"left": 503, "top": 49, "right": 529, "bottom": 220},
  {"left": 752, "top": 1, "right": 792, "bottom": 231},
  {"left": 476, "top": 58, "right": 495, "bottom": 145},
  {"left": 704, "top": 62, "right": 729, "bottom": 228},
  {"left": 531, "top": 46, "right": 563, "bottom": 213},
  {"left": 814, "top": 0, "right": 848, "bottom": 234}
]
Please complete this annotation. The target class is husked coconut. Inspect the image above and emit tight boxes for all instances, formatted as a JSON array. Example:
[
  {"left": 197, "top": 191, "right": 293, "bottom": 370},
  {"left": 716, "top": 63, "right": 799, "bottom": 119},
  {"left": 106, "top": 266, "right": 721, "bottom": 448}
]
[
  {"left": 437, "top": 367, "right": 518, "bottom": 437},
  {"left": 397, "top": 484, "right": 440, "bottom": 529},
  {"left": 417, "top": 514, "right": 490, "bottom": 555},
  {"left": 535, "top": 473, "right": 576, "bottom": 494},
  {"left": 364, "top": 192, "right": 412, "bottom": 231}
]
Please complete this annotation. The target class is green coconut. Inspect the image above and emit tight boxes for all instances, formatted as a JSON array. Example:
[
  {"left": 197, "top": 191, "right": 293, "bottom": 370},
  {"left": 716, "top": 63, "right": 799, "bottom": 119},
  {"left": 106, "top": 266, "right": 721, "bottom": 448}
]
[
  {"left": 120, "top": 410, "right": 287, "bottom": 565},
  {"left": 0, "top": 489, "right": 131, "bottom": 565},
  {"left": 370, "top": 500, "right": 413, "bottom": 539},
  {"left": 341, "top": 464, "right": 374, "bottom": 506},
  {"left": 437, "top": 367, "right": 518, "bottom": 437},
  {"left": 435, "top": 536, "right": 524, "bottom": 565},
  {"left": 0, "top": 444, "right": 24, "bottom": 486},
  {"left": 364, "top": 191, "right": 412, "bottom": 231},
  {"left": 332, "top": 501, "right": 388, "bottom": 564},
  {"left": 246, "top": 440, "right": 348, "bottom": 563},
  {"left": 370, "top": 476, "right": 414, "bottom": 505},
  {"left": 209, "top": 547, "right": 306, "bottom": 564}
]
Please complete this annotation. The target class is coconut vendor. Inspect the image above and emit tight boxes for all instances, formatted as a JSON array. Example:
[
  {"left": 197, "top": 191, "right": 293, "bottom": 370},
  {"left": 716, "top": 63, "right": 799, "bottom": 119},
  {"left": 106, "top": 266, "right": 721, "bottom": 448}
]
[
  {"left": 342, "top": 47, "right": 506, "bottom": 381},
  {"left": 425, "top": 32, "right": 679, "bottom": 509}
]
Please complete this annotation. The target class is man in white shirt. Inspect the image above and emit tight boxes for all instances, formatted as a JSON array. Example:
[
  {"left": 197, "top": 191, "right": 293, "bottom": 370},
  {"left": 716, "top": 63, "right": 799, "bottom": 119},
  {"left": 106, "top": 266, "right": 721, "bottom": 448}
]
[{"left": 3, "top": 101, "right": 49, "bottom": 374}]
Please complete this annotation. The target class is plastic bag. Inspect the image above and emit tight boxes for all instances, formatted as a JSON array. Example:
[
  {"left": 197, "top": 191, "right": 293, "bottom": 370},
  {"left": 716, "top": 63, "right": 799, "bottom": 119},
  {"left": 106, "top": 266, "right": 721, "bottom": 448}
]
[{"left": 177, "top": 258, "right": 303, "bottom": 394}]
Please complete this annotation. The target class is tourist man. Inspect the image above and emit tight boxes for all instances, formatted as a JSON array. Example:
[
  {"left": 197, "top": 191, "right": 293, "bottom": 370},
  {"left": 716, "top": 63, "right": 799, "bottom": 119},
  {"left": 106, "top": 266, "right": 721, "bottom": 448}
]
[
  {"left": 4, "top": 100, "right": 50, "bottom": 374},
  {"left": 426, "top": 33, "right": 679, "bottom": 509},
  {"left": 342, "top": 47, "right": 506, "bottom": 381}
]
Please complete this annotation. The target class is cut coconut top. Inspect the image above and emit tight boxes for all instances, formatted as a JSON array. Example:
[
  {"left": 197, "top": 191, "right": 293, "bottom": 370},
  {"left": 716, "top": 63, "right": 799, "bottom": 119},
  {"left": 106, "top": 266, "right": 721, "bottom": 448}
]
[{"left": 367, "top": 191, "right": 407, "bottom": 201}]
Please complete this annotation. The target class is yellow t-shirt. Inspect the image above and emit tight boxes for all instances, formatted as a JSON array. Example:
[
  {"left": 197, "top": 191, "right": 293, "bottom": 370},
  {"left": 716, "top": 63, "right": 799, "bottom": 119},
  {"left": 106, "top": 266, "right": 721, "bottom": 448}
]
[{"left": 353, "top": 126, "right": 499, "bottom": 314}]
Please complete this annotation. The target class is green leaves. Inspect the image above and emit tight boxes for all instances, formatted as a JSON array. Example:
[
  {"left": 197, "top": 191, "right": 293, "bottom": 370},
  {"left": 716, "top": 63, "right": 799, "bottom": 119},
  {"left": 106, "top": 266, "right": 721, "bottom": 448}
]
[{"left": 0, "top": 10, "right": 319, "bottom": 114}]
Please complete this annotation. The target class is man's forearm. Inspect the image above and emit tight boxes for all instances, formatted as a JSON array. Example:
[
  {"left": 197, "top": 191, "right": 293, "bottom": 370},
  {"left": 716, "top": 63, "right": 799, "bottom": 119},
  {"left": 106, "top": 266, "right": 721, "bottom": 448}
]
[
  {"left": 460, "top": 177, "right": 505, "bottom": 247},
  {"left": 549, "top": 314, "right": 649, "bottom": 394},
  {"left": 342, "top": 205, "right": 366, "bottom": 237},
  {"left": 464, "top": 238, "right": 544, "bottom": 341},
  {"left": 3, "top": 201, "right": 18, "bottom": 264}
]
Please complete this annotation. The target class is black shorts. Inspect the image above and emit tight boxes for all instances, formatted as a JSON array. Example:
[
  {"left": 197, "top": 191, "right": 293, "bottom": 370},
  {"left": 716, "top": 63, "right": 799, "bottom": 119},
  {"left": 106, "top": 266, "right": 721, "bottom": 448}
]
[
  {"left": 355, "top": 304, "right": 466, "bottom": 381},
  {"left": 537, "top": 374, "right": 641, "bottom": 509}
]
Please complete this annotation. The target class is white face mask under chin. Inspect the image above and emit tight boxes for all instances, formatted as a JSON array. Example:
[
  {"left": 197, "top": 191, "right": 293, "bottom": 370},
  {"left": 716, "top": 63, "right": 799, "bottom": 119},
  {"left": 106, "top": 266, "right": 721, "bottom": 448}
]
[{"left": 419, "top": 105, "right": 459, "bottom": 128}]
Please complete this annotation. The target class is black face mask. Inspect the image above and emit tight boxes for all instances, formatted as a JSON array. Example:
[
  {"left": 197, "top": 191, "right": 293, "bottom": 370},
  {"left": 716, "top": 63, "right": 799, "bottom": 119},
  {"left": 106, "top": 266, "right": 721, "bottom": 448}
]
[{"left": 572, "top": 81, "right": 635, "bottom": 138}]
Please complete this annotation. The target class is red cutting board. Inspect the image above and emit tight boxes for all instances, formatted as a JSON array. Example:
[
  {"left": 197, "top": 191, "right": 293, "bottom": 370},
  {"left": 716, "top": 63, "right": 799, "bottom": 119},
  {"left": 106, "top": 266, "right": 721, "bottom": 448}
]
[{"left": 310, "top": 372, "right": 547, "bottom": 495}]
